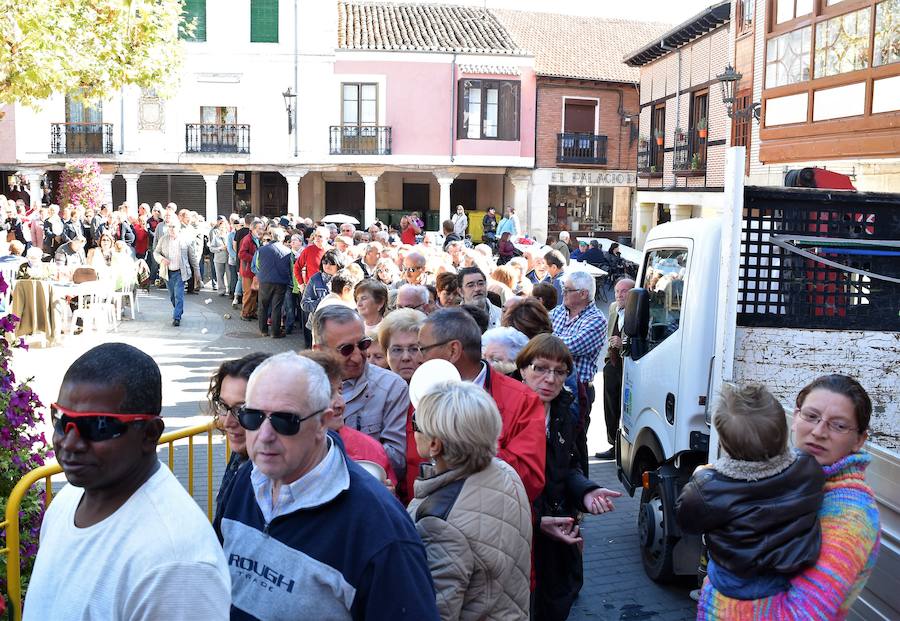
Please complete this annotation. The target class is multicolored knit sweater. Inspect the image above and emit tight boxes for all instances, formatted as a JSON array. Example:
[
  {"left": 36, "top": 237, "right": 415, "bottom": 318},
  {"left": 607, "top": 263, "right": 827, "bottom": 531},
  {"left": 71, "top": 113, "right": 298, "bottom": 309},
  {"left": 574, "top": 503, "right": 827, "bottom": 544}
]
[{"left": 697, "top": 451, "right": 880, "bottom": 620}]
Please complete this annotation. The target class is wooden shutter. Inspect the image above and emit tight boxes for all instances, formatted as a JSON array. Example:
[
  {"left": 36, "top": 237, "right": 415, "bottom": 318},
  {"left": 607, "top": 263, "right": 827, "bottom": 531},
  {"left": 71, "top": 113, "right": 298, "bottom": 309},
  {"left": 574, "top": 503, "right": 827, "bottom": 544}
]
[
  {"left": 498, "top": 81, "right": 520, "bottom": 140},
  {"left": 564, "top": 102, "right": 596, "bottom": 133},
  {"left": 181, "top": 0, "right": 206, "bottom": 41},
  {"left": 250, "top": 0, "right": 279, "bottom": 43}
]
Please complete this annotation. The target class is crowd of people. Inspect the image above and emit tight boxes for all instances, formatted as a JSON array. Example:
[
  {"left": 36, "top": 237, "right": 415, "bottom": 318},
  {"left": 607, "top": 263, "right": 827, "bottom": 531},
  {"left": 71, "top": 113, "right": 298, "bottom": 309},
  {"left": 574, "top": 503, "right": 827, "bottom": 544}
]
[{"left": 14, "top": 201, "right": 882, "bottom": 621}]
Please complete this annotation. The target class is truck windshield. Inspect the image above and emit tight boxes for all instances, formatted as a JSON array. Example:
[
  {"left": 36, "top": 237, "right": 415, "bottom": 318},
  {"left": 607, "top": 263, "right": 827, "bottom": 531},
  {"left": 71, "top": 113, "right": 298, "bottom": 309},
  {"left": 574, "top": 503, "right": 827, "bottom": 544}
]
[{"left": 641, "top": 248, "right": 688, "bottom": 349}]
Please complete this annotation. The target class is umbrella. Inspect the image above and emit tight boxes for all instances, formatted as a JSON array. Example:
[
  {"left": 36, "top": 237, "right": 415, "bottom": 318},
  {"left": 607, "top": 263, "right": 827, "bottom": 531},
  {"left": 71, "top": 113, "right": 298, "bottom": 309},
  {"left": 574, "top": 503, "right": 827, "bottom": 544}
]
[{"left": 321, "top": 213, "right": 360, "bottom": 225}]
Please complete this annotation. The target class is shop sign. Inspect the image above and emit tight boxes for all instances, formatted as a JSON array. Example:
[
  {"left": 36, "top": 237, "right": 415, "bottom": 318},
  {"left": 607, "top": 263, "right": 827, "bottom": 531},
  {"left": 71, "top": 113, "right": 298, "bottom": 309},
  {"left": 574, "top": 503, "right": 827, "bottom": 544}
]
[{"left": 545, "top": 169, "right": 636, "bottom": 186}]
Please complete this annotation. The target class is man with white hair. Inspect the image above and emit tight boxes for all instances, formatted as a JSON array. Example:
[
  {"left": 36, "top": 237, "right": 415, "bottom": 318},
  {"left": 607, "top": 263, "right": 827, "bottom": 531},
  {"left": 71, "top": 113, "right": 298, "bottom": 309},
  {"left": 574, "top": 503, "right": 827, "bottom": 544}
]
[
  {"left": 215, "top": 352, "right": 438, "bottom": 620},
  {"left": 550, "top": 270, "right": 607, "bottom": 474},
  {"left": 396, "top": 284, "right": 435, "bottom": 314},
  {"left": 551, "top": 231, "right": 571, "bottom": 264},
  {"left": 482, "top": 327, "right": 529, "bottom": 376},
  {"left": 339, "top": 222, "right": 356, "bottom": 238}
]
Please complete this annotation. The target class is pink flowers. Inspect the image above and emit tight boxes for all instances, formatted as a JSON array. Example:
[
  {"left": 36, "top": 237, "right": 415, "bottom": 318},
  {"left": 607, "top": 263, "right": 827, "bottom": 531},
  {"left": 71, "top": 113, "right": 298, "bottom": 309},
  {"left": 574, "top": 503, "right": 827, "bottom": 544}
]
[{"left": 59, "top": 158, "right": 103, "bottom": 211}]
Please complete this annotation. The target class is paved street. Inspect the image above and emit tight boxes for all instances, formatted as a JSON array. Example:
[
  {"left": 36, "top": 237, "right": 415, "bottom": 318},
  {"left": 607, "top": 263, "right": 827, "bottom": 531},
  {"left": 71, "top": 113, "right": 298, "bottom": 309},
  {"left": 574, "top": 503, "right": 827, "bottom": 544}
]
[{"left": 13, "top": 285, "right": 697, "bottom": 620}]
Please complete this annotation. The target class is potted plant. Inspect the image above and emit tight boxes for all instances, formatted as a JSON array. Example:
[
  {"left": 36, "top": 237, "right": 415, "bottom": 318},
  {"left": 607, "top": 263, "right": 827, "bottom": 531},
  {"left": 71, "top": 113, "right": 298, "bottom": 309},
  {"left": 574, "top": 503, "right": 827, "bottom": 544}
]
[
  {"left": 654, "top": 129, "right": 664, "bottom": 146},
  {"left": 690, "top": 153, "right": 701, "bottom": 170},
  {"left": 697, "top": 117, "right": 708, "bottom": 139},
  {"left": 650, "top": 165, "right": 657, "bottom": 173},
  {"left": 674, "top": 126, "right": 685, "bottom": 142}
]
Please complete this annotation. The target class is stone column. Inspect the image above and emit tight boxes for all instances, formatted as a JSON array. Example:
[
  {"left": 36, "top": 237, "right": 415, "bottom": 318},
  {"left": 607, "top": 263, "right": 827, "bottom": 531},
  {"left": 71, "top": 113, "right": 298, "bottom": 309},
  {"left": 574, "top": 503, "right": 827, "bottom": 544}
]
[
  {"left": 434, "top": 172, "right": 457, "bottom": 226},
  {"left": 99, "top": 173, "right": 115, "bottom": 209},
  {"left": 361, "top": 174, "right": 381, "bottom": 229},
  {"left": 281, "top": 169, "right": 308, "bottom": 218},
  {"left": 633, "top": 201, "right": 656, "bottom": 250},
  {"left": 24, "top": 172, "right": 43, "bottom": 209},
  {"left": 122, "top": 173, "right": 141, "bottom": 217},
  {"left": 203, "top": 174, "right": 220, "bottom": 222},
  {"left": 612, "top": 186, "right": 633, "bottom": 232},
  {"left": 670, "top": 203, "right": 694, "bottom": 222},
  {"left": 529, "top": 182, "right": 550, "bottom": 245},
  {"left": 510, "top": 176, "right": 530, "bottom": 236}
]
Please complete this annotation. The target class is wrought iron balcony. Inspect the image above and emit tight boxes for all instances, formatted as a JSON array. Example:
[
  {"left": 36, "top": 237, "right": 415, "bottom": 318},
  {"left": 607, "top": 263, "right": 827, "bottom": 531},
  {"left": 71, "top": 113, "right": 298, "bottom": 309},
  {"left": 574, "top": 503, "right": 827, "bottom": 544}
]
[
  {"left": 674, "top": 131, "right": 706, "bottom": 174},
  {"left": 557, "top": 133, "right": 608, "bottom": 165},
  {"left": 50, "top": 123, "right": 114, "bottom": 155},
  {"left": 330, "top": 126, "right": 392, "bottom": 155},
  {"left": 185, "top": 123, "right": 250, "bottom": 154}
]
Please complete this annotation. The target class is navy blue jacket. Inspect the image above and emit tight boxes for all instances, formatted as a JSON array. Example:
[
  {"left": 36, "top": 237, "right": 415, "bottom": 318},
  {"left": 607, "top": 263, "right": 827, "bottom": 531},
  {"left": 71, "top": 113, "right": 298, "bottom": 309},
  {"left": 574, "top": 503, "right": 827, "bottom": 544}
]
[
  {"left": 255, "top": 242, "right": 292, "bottom": 285},
  {"left": 215, "top": 440, "right": 439, "bottom": 621}
]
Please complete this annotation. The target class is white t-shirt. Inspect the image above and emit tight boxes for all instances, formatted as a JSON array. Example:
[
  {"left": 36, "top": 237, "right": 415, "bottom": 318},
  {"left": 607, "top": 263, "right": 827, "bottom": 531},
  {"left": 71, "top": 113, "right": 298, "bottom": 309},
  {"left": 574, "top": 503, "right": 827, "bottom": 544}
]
[{"left": 24, "top": 464, "right": 230, "bottom": 621}]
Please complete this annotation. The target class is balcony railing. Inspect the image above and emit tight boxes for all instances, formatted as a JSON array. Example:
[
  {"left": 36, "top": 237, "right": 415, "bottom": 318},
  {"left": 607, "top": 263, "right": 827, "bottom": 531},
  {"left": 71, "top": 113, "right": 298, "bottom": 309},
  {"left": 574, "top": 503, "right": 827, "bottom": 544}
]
[
  {"left": 674, "top": 131, "right": 706, "bottom": 174},
  {"left": 50, "top": 123, "right": 113, "bottom": 155},
  {"left": 330, "top": 126, "right": 392, "bottom": 155},
  {"left": 557, "top": 133, "right": 608, "bottom": 165},
  {"left": 185, "top": 123, "right": 250, "bottom": 154}
]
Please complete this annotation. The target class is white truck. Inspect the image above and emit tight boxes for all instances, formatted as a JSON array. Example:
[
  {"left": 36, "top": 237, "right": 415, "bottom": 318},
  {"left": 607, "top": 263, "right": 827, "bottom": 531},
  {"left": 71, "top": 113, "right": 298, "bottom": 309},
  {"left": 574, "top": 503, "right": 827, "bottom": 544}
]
[{"left": 615, "top": 150, "right": 899, "bottom": 619}]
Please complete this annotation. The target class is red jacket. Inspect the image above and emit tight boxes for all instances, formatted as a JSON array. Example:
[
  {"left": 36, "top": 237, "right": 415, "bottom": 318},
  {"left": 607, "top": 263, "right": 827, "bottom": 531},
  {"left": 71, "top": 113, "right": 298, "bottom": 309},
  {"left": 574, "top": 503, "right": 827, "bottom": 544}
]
[
  {"left": 238, "top": 233, "right": 259, "bottom": 278},
  {"left": 400, "top": 404, "right": 426, "bottom": 505},
  {"left": 485, "top": 366, "right": 546, "bottom": 502},
  {"left": 293, "top": 244, "right": 325, "bottom": 285},
  {"left": 338, "top": 426, "right": 398, "bottom": 487}
]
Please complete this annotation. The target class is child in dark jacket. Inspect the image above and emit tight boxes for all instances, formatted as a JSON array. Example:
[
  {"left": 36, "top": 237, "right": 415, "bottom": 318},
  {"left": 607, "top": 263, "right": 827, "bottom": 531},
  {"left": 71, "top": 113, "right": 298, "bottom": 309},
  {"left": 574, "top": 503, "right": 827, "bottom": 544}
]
[{"left": 675, "top": 383, "right": 825, "bottom": 600}]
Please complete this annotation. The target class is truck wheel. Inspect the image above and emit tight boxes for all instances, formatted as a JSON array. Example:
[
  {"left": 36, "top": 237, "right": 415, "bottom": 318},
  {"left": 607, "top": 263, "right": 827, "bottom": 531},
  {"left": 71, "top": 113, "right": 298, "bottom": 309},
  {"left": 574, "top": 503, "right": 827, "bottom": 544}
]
[{"left": 638, "top": 485, "right": 677, "bottom": 582}]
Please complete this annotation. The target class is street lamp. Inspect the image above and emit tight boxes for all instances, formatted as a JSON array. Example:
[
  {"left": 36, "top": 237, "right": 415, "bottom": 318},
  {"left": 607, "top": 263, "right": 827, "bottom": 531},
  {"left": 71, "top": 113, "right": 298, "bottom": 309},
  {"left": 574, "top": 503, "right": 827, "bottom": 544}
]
[
  {"left": 282, "top": 87, "right": 296, "bottom": 134},
  {"left": 716, "top": 65, "right": 760, "bottom": 122}
]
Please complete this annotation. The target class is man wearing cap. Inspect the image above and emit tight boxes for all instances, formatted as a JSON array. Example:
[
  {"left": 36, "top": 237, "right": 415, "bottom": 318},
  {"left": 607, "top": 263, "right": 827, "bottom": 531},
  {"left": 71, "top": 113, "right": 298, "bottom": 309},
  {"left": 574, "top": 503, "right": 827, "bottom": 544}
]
[
  {"left": 215, "top": 352, "right": 438, "bottom": 620},
  {"left": 23, "top": 343, "right": 230, "bottom": 621}
]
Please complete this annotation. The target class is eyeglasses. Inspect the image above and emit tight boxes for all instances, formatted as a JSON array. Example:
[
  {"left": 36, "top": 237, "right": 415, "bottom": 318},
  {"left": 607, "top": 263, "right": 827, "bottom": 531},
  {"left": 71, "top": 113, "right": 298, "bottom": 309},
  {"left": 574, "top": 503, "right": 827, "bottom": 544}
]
[
  {"left": 399, "top": 302, "right": 425, "bottom": 311},
  {"left": 51, "top": 403, "right": 156, "bottom": 442},
  {"left": 212, "top": 399, "right": 242, "bottom": 421},
  {"left": 417, "top": 339, "right": 453, "bottom": 355},
  {"left": 237, "top": 406, "right": 323, "bottom": 436},
  {"left": 335, "top": 337, "right": 373, "bottom": 357},
  {"left": 388, "top": 345, "right": 421, "bottom": 357},
  {"left": 404, "top": 266, "right": 423, "bottom": 273},
  {"left": 528, "top": 363, "right": 569, "bottom": 379},
  {"left": 796, "top": 409, "right": 857, "bottom": 434},
  {"left": 562, "top": 287, "right": 583, "bottom": 296}
]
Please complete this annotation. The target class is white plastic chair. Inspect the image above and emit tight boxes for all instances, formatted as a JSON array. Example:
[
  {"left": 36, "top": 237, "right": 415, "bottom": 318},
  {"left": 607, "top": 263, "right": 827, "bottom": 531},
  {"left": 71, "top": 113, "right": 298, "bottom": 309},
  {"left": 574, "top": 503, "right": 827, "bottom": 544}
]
[
  {"left": 69, "top": 282, "right": 118, "bottom": 335},
  {"left": 113, "top": 280, "right": 138, "bottom": 320}
]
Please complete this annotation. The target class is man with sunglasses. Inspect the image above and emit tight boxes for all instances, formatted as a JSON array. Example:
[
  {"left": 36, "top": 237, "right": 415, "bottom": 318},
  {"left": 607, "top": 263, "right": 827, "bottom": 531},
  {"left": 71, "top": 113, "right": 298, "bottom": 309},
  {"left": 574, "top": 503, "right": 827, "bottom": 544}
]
[
  {"left": 215, "top": 352, "right": 438, "bottom": 620},
  {"left": 312, "top": 305, "right": 409, "bottom": 480},
  {"left": 24, "top": 343, "right": 230, "bottom": 621},
  {"left": 401, "top": 251, "right": 427, "bottom": 287}
]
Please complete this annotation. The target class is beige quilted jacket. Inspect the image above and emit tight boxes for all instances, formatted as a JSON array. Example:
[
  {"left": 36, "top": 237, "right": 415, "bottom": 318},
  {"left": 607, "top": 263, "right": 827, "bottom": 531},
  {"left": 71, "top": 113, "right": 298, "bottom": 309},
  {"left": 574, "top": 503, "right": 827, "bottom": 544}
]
[{"left": 408, "top": 459, "right": 532, "bottom": 621}]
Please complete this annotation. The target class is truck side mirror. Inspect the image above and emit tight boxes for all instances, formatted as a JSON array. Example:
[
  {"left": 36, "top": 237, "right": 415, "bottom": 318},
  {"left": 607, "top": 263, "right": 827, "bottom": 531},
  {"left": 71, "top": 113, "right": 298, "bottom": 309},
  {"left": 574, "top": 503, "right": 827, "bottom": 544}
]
[{"left": 623, "top": 288, "right": 649, "bottom": 338}]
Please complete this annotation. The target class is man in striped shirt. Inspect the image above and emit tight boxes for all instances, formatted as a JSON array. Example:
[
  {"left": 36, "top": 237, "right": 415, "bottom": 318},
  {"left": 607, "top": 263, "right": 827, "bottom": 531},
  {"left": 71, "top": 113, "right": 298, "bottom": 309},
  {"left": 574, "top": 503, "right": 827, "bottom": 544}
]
[{"left": 550, "top": 270, "right": 607, "bottom": 475}]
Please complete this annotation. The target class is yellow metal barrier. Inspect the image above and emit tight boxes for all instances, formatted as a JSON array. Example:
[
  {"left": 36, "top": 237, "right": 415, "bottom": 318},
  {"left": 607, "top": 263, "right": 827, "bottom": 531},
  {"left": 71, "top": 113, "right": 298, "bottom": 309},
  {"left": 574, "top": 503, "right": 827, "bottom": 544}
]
[{"left": 1, "top": 419, "right": 230, "bottom": 621}]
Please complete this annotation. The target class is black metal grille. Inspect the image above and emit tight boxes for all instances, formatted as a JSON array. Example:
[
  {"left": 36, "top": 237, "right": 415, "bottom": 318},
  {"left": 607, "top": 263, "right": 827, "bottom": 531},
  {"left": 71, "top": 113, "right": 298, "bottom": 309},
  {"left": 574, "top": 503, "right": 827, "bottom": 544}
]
[
  {"left": 329, "top": 126, "right": 391, "bottom": 155},
  {"left": 50, "top": 123, "right": 113, "bottom": 155},
  {"left": 556, "top": 133, "right": 607, "bottom": 165},
  {"left": 674, "top": 131, "right": 706, "bottom": 172},
  {"left": 185, "top": 124, "right": 250, "bottom": 154},
  {"left": 738, "top": 187, "right": 900, "bottom": 331},
  {"left": 638, "top": 146, "right": 654, "bottom": 173}
]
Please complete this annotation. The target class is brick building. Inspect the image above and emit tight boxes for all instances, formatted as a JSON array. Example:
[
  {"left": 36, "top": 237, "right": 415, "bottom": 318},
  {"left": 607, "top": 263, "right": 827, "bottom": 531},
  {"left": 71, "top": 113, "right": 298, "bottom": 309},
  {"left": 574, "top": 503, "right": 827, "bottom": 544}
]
[
  {"left": 625, "top": 1, "right": 732, "bottom": 248},
  {"left": 494, "top": 10, "right": 668, "bottom": 244}
]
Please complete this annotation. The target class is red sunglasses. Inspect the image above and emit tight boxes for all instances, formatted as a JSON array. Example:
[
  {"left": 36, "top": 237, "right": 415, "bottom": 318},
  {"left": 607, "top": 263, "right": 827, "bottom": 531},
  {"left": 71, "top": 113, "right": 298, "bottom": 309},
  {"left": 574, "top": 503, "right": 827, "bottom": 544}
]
[{"left": 51, "top": 403, "right": 157, "bottom": 442}]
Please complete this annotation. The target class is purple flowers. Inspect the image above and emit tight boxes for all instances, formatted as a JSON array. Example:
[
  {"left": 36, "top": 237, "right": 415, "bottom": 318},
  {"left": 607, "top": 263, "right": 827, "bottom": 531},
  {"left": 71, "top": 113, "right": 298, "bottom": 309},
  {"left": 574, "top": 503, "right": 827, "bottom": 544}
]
[{"left": 0, "top": 299, "right": 51, "bottom": 595}]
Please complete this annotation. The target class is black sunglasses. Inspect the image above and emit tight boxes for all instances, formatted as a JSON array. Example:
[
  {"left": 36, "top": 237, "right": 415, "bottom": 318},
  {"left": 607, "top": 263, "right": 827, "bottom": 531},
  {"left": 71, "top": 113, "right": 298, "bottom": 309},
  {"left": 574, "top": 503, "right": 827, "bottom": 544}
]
[
  {"left": 336, "top": 337, "right": 373, "bottom": 357},
  {"left": 51, "top": 404, "right": 155, "bottom": 442},
  {"left": 411, "top": 412, "right": 420, "bottom": 433},
  {"left": 237, "top": 406, "right": 323, "bottom": 436}
]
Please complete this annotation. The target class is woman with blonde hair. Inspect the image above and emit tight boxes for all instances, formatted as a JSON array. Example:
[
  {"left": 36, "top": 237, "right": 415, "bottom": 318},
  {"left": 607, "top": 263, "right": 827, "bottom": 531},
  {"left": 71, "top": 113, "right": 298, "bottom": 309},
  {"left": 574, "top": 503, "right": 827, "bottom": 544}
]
[{"left": 409, "top": 381, "right": 532, "bottom": 621}]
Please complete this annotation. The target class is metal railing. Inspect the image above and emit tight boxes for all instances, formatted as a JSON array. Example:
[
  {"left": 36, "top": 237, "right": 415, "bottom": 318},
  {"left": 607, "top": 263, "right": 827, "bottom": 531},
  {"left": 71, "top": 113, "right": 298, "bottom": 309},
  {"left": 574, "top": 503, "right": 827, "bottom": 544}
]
[
  {"left": 329, "top": 125, "right": 392, "bottom": 155},
  {"left": 185, "top": 123, "right": 251, "bottom": 154},
  {"left": 557, "top": 132, "right": 608, "bottom": 165},
  {"left": 50, "top": 123, "right": 113, "bottom": 155},
  {"left": 674, "top": 131, "right": 706, "bottom": 172},
  {"left": 1, "top": 419, "right": 228, "bottom": 621}
]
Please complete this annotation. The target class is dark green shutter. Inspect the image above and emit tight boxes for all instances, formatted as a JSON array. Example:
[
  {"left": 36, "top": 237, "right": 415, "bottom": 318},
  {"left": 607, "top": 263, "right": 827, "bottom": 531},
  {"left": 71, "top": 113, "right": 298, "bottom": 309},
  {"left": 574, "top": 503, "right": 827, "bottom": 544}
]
[
  {"left": 250, "top": 0, "right": 279, "bottom": 43},
  {"left": 180, "top": 0, "right": 206, "bottom": 42}
]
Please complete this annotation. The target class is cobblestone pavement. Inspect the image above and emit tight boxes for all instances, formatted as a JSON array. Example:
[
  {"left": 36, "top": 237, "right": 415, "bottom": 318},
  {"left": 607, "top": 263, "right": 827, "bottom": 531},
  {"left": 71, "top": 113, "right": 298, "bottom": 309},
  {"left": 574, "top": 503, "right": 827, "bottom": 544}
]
[{"left": 15, "top": 284, "right": 697, "bottom": 620}]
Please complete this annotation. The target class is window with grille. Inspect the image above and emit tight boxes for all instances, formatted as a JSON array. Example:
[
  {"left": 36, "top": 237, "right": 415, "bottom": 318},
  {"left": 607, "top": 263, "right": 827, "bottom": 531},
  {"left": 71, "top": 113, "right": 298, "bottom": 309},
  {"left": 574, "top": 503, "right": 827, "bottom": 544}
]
[
  {"left": 689, "top": 91, "right": 709, "bottom": 168},
  {"left": 180, "top": 0, "right": 206, "bottom": 41},
  {"left": 251, "top": 0, "right": 279, "bottom": 43},
  {"left": 458, "top": 80, "right": 520, "bottom": 140}
]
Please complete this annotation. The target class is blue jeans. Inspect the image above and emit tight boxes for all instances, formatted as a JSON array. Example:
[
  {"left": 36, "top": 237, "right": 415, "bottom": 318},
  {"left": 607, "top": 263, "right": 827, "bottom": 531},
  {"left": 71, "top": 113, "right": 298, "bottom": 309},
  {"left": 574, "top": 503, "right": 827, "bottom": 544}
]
[
  {"left": 227, "top": 263, "right": 238, "bottom": 296},
  {"left": 707, "top": 559, "right": 790, "bottom": 600},
  {"left": 166, "top": 270, "right": 185, "bottom": 321}
]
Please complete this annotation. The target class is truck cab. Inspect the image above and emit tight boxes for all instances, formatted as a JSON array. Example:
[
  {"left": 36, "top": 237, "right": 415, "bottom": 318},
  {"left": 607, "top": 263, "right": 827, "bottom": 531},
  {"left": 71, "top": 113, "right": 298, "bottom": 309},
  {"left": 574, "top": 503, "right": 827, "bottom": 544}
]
[{"left": 616, "top": 217, "right": 721, "bottom": 580}]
